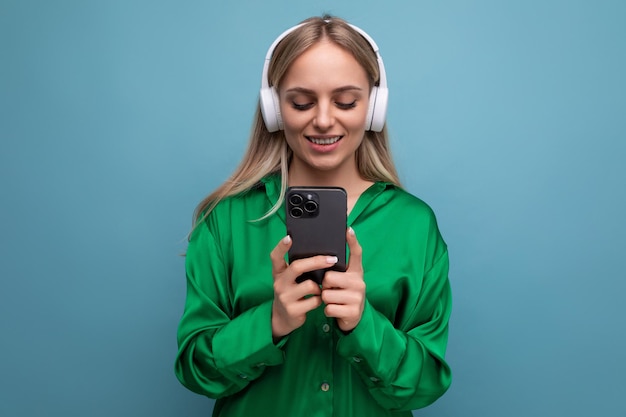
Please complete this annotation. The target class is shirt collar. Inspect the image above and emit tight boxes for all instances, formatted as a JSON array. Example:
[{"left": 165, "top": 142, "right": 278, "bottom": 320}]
[
  {"left": 260, "top": 173, "right": 396, "bottom": 225},
  {"left": 260, "top": 174, "right": 285, "bottom": 223}
]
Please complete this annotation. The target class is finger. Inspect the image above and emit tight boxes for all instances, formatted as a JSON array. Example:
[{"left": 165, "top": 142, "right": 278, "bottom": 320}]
[
  {"left": 294, "top": 280, "right": 322, "bottom": 298},
  {"left": 279, "top": 293, "right": 323, "bottom": 316},
  {"left": 275, "top": 278, "right": 320, "bottom": 306},
  {"left": 323, "top": 303, "right": 360, "bottom": 322},
  {"left": 290, "top": 255, "right": 338, "bottom": 277},
  {"left": 321, "top": 287, "right": 362, "bottom": 305},
  {"left": 270, "top": 235, "right": 292, "bottom": 276},
  {"left": 346, "top": 227, "right": 363, "bottom": 272},
  {"left": 299, "top": 295, "right": 323, "bottom": 312},
  {"left": 321, "top": 270, "right": 344, "bottom": 289}
]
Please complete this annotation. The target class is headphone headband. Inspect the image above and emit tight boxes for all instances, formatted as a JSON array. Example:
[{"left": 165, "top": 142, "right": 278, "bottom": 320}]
[{"left": 259, "top": 20, "right": 388, "bottom": 132}]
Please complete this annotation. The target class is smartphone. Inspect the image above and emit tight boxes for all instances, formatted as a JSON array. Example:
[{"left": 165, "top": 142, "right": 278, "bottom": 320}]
[{"left": 285, "top": 186, "right": 347, "bottom": 285}]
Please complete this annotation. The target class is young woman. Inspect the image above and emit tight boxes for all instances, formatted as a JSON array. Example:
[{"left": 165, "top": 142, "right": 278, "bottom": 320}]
[{"left": 175, "top": 15, "right": 452, "bottom": 416}]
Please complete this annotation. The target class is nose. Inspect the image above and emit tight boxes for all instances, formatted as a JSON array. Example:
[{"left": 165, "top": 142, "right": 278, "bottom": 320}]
[{"left": 313, "top": 101, "right": 334, "bottom": 130}]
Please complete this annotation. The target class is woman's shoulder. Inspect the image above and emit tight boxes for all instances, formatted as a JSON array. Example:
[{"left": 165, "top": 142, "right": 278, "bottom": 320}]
[
  {"left": 381, "top": 184, "right": 438, "bottom": 219},
  {"left": 208, "top": 180, "right": 270, "bottom": 217},
  {"left": 384, "top": 185, "right": 447, "bottom": 252},
  {"left": 190, "top": 180, "right": 271, "bottom": 240}
]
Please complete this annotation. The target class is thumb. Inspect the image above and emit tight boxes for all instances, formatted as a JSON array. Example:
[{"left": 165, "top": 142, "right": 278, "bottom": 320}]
[
  {"left": 346, "top": 227, "right": 363, "bottom": 272},
  {"left": 270, "top": 235, "right": 292, "bottom": 277}
]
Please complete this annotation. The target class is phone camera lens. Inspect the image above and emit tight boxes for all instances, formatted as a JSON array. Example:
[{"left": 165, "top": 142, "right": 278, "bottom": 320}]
[
  {"left": 290, "top": 207, "right": 303, "bottom": 218},
  {"left": 304, "top": 200, "right": 318, "bottom": 213},
  {"left": 289, "top": 194, "right": 303, "bottom": 206}
]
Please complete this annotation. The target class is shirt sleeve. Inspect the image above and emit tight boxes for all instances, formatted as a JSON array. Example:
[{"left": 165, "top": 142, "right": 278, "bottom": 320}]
[
  {"left": 336, "top": 248, "right": 452, "bottom": 411},
  {"left": 174, "top": 220, "right": 287, "bottom": 398}
]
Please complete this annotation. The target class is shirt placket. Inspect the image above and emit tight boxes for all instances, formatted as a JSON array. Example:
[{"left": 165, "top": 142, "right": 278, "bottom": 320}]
[{"left": 311, "top": 309, "right": 335, "bottom": 416}]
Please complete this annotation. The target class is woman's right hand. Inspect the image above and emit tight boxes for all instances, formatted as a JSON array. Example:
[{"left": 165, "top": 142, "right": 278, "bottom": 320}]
[{"left": 269, "top": 235, "right": 338, "bottom": 341}]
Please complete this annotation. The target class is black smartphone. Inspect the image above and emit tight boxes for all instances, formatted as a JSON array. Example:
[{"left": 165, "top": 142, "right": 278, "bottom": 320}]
[{"left": 285, "top": 186, "right": 347, "bottom": 285}]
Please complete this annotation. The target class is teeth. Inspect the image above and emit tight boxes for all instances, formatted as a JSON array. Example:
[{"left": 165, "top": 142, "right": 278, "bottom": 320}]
[{"left": 307, "top": 136, "right": 341, "bottom": 145}]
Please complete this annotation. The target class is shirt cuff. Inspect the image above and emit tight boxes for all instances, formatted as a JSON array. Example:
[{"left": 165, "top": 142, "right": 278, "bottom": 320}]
[
  {"left": 335, "top": 299, "right": 405, "bottom": 386},
  {"left": 212, "top": 300, "right": 286, "bottom": 380}
]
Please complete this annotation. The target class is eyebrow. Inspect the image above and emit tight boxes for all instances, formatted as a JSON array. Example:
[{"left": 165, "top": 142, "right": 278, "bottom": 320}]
[{"left": 284, "top": 85, "right": 364, "bottom": 94}]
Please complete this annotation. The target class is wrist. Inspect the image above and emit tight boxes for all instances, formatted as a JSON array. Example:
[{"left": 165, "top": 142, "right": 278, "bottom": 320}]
[{"left": 271, "top": 305, "right": 290, "bottom": 341}]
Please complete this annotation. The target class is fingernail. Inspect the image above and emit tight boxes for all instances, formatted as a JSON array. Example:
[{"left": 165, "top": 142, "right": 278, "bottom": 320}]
[
  {"left": 348, "top": 227, "right": 355, "bottom": 236},
  {"left": 283, "top": 235, "right": 291, "bottom": 245},
  {"left": 326, "top": 256, "right": 338, "bottom": 264}
]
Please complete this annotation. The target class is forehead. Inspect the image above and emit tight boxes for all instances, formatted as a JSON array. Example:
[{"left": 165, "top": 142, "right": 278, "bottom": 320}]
[{"left": 280, "top": 40, "right": 369, "bottom": 90}]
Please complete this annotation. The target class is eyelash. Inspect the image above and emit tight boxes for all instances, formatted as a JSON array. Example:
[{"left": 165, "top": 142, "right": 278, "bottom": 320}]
[
  {"left": 336, "top": 100, "right": 357, "bottom": 110},
  {"left": 291, "top": 100, "right": 357, "bottom": 111},
  {"left": 292, "top": 102, "right": 313, "bottom": 111}
]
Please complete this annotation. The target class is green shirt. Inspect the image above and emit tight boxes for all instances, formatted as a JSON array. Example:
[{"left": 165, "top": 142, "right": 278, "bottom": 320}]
[{"left": 175, "top": 175, "right": 452, "bottom": 416}]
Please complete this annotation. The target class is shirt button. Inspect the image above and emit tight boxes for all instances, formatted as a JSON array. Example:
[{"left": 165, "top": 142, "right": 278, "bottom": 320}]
[
  {"left": 238, "top": 374, "right": 248, "bottom": 379},
  {"left": 370, "top": 377, "right": 380, "bottom": 382},
  {"left": 352, "top": 356, "right": 362, "bottom": 363},
  {"left": 322, "top": 324, "right": 330, "bottom": 333},
  {"left": 320, "top": 382, "right": 330, "bottom": 392}
]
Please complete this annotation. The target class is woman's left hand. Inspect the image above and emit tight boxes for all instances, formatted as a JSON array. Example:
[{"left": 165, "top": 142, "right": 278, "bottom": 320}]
[{"left": 321, "top": 227, "right": 365, "bottom": 333}]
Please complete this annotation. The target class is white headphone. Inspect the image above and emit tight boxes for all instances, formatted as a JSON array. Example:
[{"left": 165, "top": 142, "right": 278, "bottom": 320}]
[{"left": 259, "top": 21, "right": 388, "bottom": 133}]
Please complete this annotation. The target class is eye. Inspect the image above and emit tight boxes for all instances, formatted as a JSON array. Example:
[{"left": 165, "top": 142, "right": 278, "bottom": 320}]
[
  {"left": 335, "top": 100, "right": 357, "bottom": 110},
  {"left": 292, "top": 101, "right": 314, "bottom": 111}
]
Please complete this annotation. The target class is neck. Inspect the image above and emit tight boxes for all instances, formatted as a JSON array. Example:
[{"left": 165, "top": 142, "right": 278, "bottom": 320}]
[{"left": 287, "top": 161, "right": 374, "bottom": 214}]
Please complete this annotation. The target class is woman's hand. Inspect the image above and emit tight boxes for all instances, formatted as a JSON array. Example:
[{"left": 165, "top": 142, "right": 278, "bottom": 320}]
[
  {"left": 270, "top": 235, "right": 338, "bottom": 341},
  {"left": 322, "top": 228, "right": 365, "bottom": 333}
]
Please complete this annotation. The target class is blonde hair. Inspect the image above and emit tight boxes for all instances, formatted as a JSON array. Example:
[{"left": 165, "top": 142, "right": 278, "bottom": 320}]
[{"left": 192, "top": 15, "right": 401, "bottom": 227}]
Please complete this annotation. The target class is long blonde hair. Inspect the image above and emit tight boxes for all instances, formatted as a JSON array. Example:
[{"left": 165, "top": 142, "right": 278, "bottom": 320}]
[{"left": 192, "top": 15, "right": 401, "bottom": 227}]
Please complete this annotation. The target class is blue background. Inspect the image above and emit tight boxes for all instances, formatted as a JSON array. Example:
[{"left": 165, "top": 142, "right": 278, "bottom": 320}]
[{"left": 1, "top": 0, "right": 625, "bottom": 416}]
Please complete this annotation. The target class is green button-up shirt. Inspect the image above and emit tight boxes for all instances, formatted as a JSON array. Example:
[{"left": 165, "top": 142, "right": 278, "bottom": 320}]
[{"left": 175, "top": 175, "right": 452, "bottom": 416}]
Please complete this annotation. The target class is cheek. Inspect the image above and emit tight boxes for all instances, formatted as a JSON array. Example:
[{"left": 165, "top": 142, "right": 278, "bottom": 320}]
[
  {"left": 346, "top": 110, "right": 369, "bottom": 132},
  {"left": 283, "top": 130, "right": 298, "bottom": 149},
  {"left": 345, "top": 100, "right": 370, "bottom": 128},
  {"left": 282, "top": 123, "right": 303, "bottom": 149},
  {"left": 281, "top": 108, "right": 308, "bottom": 131}
]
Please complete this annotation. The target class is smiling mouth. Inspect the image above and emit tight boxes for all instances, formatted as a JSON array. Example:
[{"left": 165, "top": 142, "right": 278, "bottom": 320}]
[{"left": 305, "top": 136, "right": 343, "bottom": 145}]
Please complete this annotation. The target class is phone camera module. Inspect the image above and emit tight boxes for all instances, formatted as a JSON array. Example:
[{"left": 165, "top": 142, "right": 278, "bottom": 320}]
[
  {"left": 290, "top": 206, "right": 304, "bottom": 218},
  {"left": 289, "top": 194, "right": 304, "bottom": 206},
  {"left": 287, "top": 190, "right": 320, "bottom": 218},
  {"left": 304, "top": 200, "right": 318, "bottom": 213}
]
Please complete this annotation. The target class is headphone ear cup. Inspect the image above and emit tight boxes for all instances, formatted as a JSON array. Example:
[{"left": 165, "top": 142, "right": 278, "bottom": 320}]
[
  {"left": 368, "top": 86, "right": 388, "bottom": 132},
  {"left": 272, "top": 87, "right": 283, "bottom": 130},
  {"left": 260, "top": 86, "right": 282, "bottom": 132},
  {"left": 365, "top": 87, "right": 377, "bottom": 131}
]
